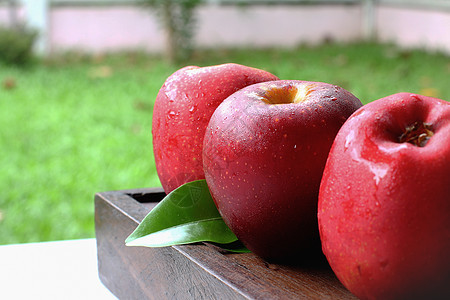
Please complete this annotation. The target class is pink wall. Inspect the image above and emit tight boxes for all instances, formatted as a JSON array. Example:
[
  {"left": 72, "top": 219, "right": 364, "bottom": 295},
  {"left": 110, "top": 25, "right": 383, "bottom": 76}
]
[
  {"left": 377, "top": 5, "right": 450, "bottom": 53},
  {"left": 0, "top": 7, "right": 9, "bottom": 25},
  {"left": 195, "top": 5, "right": 362, "bottom": 48},
  {"left": 48, "top": 4, "right": 362, "bottom": 53},
  {"left": 0, "top": 5, "right": 25, "bottom": 26},
  {"left": 49, "top": 6, "right": 163, "bottom": 53},
  {"left": 2, "top": 3, "right": 450, "bottom": 55}
]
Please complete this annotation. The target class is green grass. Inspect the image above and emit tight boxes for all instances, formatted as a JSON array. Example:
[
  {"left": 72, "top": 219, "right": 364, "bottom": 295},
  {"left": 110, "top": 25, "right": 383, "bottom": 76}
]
[{"left": 0, "top": 42, "right": 449, "bottom": 245}]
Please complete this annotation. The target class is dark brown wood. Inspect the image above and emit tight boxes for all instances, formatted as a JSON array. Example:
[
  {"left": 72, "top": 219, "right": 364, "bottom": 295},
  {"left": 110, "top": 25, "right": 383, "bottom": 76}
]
[{"left": 95, "top": 188, "right": 357, "bottom": 299}]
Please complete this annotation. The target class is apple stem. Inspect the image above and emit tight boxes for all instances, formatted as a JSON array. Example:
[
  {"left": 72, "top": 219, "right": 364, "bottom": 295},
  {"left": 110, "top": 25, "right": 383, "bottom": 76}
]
[{"left": 398, "top": 121, "right": 434, "bottom": 147}]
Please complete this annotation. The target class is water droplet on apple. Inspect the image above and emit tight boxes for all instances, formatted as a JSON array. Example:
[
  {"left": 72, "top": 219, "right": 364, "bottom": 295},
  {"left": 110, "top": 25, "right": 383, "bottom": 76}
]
[
  {"left": 168, "top": 110, "right": 177, "bottom": 119},
  {"left": 410, "top": 94, "right": 421, "bottom": 101},
  {"left": 189, "top": 106, "right": 196, "bottom": 113},
  {"left": 344, "top": 130, "right": 356, "bottom": 150},
  {"left": 371, "top": 165, "right": 388, "bottom": 186}
]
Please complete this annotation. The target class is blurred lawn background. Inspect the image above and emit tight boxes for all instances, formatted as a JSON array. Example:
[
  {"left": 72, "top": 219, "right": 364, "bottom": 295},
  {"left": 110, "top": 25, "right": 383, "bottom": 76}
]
[{"left": 1, "top": 41, "right": 449, "bottom": 245}]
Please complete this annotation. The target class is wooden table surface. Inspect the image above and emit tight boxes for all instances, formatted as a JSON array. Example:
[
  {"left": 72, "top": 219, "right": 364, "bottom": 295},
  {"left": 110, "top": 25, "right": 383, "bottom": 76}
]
[{"left": 95, "top": 188, "right": 357, "bottom": 299}]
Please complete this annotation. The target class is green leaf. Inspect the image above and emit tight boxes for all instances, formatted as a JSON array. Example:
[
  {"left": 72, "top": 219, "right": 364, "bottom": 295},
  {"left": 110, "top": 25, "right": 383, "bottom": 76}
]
[{"left": 125, "top": 179, "right": 243, "bottom": 249}]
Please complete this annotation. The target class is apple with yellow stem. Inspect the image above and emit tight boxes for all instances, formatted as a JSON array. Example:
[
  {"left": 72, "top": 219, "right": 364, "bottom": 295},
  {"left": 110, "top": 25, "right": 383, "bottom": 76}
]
[{"left": 203, "top": 80, "right": 362, "bottom": 261}]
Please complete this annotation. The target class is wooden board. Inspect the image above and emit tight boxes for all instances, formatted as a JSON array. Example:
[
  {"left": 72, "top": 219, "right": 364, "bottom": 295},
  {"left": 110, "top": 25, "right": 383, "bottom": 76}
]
[{"left": 95, "top": 188, "right": 357, "bottom": 299}]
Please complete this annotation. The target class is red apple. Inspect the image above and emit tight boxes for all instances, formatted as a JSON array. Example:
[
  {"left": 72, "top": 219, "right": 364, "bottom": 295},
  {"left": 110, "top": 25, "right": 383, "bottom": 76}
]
[
  {"left": 318, "top": 93, "right": 450, "bottom": 299},
  {"left": 152, "top": 63, "right": 278, "bottom": 193},
  {"left": 202, "top": 80, "right": 363, "bottom": 261}
]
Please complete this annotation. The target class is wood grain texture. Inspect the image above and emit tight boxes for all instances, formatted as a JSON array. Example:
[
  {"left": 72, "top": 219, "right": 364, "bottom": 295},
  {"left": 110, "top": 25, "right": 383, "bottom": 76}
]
[{"left": 95, "top": 189, "right": 357, "bottom": 299}]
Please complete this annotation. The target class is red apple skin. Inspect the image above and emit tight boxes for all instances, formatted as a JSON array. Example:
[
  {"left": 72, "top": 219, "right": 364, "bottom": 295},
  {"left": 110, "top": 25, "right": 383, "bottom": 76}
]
[
  {"left": 318, "top": 93, "right": 450, "bottom": 299},
  {"left": 202, "top": 80, "right": 363, "bottom": 261},
  {"left": 152, "top": 63, "right": 278, "bottom": 194}
]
